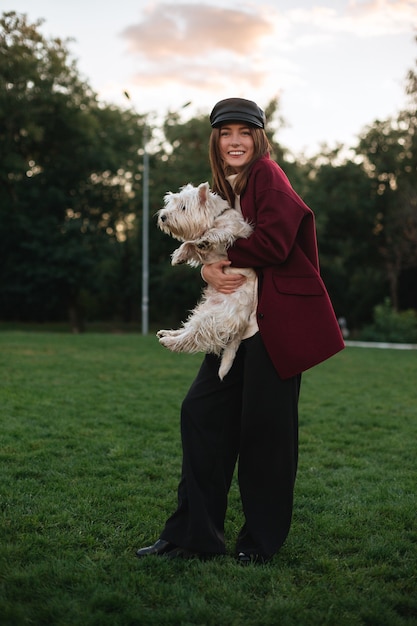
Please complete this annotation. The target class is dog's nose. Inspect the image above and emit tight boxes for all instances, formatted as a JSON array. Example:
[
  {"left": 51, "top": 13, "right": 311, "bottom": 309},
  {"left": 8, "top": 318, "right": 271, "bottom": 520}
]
[{"left": 160, "top": 214, "right": 167, "bottom": 222}]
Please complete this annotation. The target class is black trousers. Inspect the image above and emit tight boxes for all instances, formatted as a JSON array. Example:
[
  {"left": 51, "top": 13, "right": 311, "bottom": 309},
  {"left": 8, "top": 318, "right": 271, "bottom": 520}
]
[{"left": 160, "top": 332, "right": 301, "bottom": 560}]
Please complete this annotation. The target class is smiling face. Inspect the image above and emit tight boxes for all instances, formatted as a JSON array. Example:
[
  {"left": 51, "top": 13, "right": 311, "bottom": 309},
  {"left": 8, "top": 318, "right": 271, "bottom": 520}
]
[{"left": 219, "top": 123, "right": 255, "bottom": 171}]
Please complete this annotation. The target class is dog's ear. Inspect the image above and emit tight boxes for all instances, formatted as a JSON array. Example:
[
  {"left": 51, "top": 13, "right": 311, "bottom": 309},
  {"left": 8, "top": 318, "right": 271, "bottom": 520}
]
[
  {"left": 198, "top": 182, "right": 210, "bottom": 205},
  {"left": 163, "top": 191, "right": 173, "bottom": 205}
]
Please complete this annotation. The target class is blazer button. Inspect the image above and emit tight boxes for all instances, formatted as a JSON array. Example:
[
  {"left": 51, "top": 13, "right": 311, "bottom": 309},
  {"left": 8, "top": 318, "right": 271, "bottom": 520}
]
[{"left": 258, "top": 313, "right": 264, "bottom": 319}]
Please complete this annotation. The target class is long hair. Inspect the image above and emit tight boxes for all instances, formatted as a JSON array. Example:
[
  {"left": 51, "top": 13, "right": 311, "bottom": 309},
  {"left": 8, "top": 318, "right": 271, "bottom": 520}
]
[{"left": 209, "top": 126, "right": 271, "bottom": 205}]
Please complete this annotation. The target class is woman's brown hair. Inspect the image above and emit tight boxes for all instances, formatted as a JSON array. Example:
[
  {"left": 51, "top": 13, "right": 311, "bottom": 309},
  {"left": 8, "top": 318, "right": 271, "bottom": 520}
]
[{"left": 209, "top": 126, "right": 271, "bottom": 206}]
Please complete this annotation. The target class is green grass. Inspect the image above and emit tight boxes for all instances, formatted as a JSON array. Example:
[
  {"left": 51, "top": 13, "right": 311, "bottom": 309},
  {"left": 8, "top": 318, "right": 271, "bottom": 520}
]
[{"left": 0, "top": 331, "right": 416, "bottom": 626}]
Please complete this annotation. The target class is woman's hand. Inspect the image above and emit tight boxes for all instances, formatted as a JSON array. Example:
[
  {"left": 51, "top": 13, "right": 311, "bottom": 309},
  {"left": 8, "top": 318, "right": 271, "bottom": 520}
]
[{"left": 202, "top": 260, "right": 247, "bottom": 294}]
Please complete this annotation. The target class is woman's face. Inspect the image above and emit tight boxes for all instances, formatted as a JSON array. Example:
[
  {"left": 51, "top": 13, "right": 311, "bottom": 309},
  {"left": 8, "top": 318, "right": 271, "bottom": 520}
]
[{"left": 219, "top": 123, "right": 255, "bottom": 171}]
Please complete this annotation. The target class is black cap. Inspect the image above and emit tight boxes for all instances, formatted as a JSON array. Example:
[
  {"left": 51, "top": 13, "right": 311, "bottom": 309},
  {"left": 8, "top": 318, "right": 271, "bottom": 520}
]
[{"left": 210, "top": 98, "right": 266, "bottom": 129}]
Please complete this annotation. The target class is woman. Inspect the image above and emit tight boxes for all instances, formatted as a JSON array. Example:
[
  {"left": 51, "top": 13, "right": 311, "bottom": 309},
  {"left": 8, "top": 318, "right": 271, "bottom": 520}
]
[{"left": 136, "top": 98, "right": 344, "bottom": 564}]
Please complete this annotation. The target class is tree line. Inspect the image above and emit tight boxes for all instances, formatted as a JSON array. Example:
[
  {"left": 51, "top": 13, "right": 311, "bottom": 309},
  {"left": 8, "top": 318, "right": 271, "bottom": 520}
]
[{"left": 1, "top": 12, "right": 416, "bottom": 337}]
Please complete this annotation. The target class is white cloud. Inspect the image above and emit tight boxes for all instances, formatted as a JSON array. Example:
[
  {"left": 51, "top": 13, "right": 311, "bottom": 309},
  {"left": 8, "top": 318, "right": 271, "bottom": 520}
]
[
  {"left": 121, "top": 3, "right": 273, "bottom": 58},
  {"left": 119, "top": 3, "right": 279, "bottom": 91},
  {"left": 287, "top": 0, "right": 417, "bottom": 37},
  {"left": 346, "top": 0, "right": 417, "bottom": 36},
  {"left": 120, "top": 1, "right": 416, "bottom": 94}
]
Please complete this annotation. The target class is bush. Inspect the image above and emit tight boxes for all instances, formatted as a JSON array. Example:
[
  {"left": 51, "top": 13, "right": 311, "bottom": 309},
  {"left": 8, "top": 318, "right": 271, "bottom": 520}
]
[{"left": 359, "top": 298, "right": 417, "bottom": 343}]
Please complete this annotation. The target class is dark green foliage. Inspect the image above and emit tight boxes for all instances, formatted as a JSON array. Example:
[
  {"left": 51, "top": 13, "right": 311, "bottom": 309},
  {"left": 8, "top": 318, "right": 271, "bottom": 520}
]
[
  {"left": 356, "top": 116, "right": 417, "bottom": 313},
  {"left": 359, "top": 298, "right": 417, "bottom": 343},
  {"left": 303, "top": 157, "right": 385, "bottom": 327},
  {"left": 0, "top": 12, "right": 144, "bottom": 329}
]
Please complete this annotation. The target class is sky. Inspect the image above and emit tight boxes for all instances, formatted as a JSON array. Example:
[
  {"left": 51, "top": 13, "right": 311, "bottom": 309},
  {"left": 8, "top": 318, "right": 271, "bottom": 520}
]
[{"left": 6, "top": 0, "right": 417, "bottom": 155}]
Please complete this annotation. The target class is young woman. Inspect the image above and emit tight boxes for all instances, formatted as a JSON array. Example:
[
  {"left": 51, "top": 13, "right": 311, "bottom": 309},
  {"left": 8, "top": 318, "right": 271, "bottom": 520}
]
[{"left": 136, "top": 98, "right": 344, "bottom": 564}]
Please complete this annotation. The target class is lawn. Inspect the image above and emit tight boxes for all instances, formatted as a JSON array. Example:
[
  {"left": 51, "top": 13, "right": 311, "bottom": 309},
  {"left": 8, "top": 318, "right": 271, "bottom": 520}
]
[{"left": 0, "top": 331, "right": 416, "bottom": 625}]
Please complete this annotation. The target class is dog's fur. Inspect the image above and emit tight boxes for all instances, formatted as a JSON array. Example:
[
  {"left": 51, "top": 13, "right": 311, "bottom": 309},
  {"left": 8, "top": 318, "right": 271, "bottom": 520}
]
[{"left": 156, "top": 182, "right": 257, "bottom": 380}]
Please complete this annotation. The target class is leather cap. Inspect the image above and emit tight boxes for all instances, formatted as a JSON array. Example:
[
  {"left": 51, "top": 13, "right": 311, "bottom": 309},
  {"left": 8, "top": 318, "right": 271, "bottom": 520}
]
[{"left": 210, "top": 98, "right": 265, "bottom": 129}]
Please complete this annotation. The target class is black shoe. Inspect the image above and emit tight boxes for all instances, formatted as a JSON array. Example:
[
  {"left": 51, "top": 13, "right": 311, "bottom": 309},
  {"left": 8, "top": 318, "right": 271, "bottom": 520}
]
[
  {"left": 136, "top": 539, "right": 177, "bottom": 558},
  {"left": 165, "top": 547, "right": 200, "bottom": 560},
  {"left": 237, "top": 552, "right": 268, "bottom": 565}
]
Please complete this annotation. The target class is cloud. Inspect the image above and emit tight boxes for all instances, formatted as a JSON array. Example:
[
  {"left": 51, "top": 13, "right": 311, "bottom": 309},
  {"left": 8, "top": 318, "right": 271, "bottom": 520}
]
[
  {"left": 118, "top": 0, "right": 416, "bottom": 97},
  {"left": 346, "top": 0, "right": 417, "bottom": 35},
  {"left": 287, "top": 0, "right": 417, "bottom": 37},
  {"left": 129, "top": 58, "right": 267, "bottom": 90},
  {"left": 121, "top": 3, "right": 273, "bottom": 59},
  {"left": 120, "top": 3, "right": 276, "bottom": 91}
]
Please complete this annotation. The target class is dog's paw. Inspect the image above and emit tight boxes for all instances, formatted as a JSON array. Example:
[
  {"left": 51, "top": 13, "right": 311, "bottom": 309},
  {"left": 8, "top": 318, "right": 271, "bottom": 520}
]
[
  {"left": 171, "top": 242, "right": 197, "bottom": 265},
  {"left": 157, "top": 329, "right": 180, "bottom": 342},
  {"left": 196, "top": 239, "right": 211, "bottom": 250},
  {"left": 171, "top": 249, "right": 187, "bottom": 265},
  {"left": 158, "top": 334, "right": 179, "bottom": 350}
]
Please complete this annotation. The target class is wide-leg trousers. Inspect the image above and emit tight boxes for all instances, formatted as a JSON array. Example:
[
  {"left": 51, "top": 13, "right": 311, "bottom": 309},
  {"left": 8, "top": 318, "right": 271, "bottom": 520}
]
[{"left": 160, "top": 332, "right": 301, "bottom": 560}]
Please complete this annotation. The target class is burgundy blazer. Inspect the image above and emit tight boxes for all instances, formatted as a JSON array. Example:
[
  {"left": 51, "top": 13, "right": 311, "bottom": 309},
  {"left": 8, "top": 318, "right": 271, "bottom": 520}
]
[{"left": 227, "top": 155, "right": 345, "bottom": 379}]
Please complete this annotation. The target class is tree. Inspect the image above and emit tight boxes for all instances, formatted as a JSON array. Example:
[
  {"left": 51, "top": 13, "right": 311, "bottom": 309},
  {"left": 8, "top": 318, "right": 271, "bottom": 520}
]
[
  {"left": 357, "top": 118, "right": 417, "bottom": 311},
  {"left": 0, "top": 12, "right": 145, "bottom": 329},
  {"left": 302, "top": 150, "right": 384, "bottom": 328},
  {"left": 355, "top": 40, "right": 417, "bottom": 312},
  {"left": 146, "top": 112, "right": 213, "bottom": 325}
]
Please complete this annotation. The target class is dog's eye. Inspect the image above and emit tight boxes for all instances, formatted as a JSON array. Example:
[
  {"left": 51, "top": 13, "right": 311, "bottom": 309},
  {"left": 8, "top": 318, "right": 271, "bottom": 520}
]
[{"left": 180, "top": 204, "right": 186, "bottom": 211}]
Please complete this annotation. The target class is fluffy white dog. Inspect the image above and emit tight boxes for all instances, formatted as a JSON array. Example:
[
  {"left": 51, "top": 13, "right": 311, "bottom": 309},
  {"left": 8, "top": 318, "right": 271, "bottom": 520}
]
[{"left": 156, "top": 181, "right": 257, "bottom": 380}]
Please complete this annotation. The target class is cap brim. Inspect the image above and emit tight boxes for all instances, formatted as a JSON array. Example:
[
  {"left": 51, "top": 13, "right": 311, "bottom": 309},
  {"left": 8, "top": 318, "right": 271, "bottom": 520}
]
[{"left": 211, "top": 113, "right": 264, "bottom": 128}]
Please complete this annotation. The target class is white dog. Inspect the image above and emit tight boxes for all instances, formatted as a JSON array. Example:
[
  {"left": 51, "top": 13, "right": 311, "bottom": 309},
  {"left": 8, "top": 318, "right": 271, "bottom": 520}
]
[{"left": 156, "top": 181, "right": 257, "bottom": 380}]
